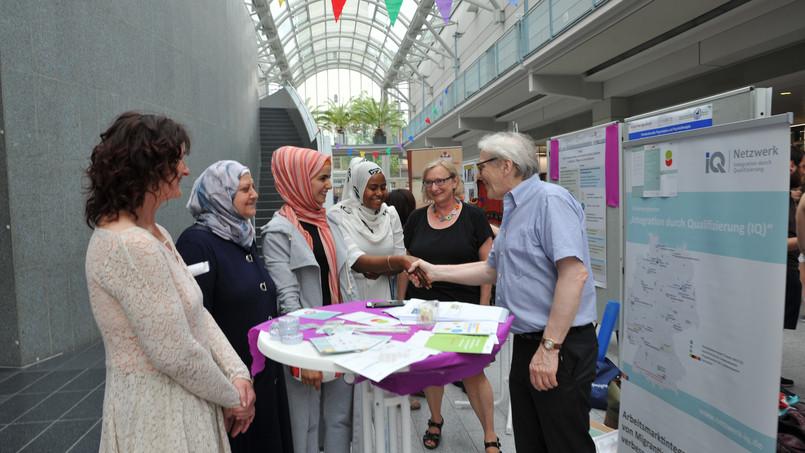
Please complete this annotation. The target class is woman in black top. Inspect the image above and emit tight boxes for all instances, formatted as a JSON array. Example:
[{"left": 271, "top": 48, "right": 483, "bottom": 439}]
[{"left": 399, "top": 159, "right": 501, "bottom": 452}]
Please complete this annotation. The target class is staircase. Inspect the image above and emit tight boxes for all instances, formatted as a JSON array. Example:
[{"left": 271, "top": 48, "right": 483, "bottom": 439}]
[{"left": 255, "top": 107, "right": 306, "bottom": 253}]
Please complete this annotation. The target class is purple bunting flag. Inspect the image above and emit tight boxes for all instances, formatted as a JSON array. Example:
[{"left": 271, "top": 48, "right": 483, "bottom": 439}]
[{"left": 434, "top": 0, "right": 453, "bottom": 25}]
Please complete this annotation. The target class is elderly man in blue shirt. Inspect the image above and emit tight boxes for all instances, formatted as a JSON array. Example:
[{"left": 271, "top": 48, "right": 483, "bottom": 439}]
[{"left": 409, "top": 131, "right": 598, "bottom": 453}]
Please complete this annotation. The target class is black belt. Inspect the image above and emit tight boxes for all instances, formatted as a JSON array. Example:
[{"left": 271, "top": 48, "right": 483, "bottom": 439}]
[{"left": 515, "top": 323, "right": 594, "bottom": 341}]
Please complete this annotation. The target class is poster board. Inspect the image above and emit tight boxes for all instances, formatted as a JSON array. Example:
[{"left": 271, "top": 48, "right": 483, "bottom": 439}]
[
  {"left": 407, "top": 147, "right": 463, "bottom": 207},
  {"left": 462, "top": 161, "right": 478, "bottom": 201},
  {"left": 549, "top": 123, "right": 623, "bottom": 318},
  {"left": 619, "top": 114, "right": 790, "bottom": 453}
]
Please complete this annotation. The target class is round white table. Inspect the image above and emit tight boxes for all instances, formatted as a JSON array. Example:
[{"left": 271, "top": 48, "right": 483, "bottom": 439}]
[{"left": 257, "top": 329, "right": 411, "bottom": 453}]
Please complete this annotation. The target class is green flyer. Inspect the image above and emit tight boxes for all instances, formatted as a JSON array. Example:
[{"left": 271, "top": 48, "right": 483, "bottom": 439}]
[{"left": 424, "top": 334, "right": 494, "bottom": 354}]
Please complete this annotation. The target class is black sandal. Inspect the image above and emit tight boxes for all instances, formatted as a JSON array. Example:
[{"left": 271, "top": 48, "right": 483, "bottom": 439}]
[
  {"left": 422, "top": 417, "right": 444, "bottom": 449},
  {"left": 484, "top": 437, "right": 502, "bottom": 452}
]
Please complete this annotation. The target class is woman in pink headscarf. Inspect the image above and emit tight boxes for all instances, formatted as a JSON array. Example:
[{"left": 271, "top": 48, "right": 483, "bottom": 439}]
[{"left": 261, "top": 146, "right": 422, "bottom": 453}]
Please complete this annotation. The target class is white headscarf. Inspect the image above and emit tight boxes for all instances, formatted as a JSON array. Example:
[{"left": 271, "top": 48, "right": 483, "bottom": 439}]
[
  {"left": 331, "top": 158, "right": 392, "bottom": 244},
  {"left": 186, "top": 160, "right": 255, "bottom": 249}
]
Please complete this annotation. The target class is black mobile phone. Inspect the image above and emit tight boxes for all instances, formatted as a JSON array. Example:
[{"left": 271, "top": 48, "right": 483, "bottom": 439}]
[{"left": 366, "top": 300, "right": 405, "bottom": 309}]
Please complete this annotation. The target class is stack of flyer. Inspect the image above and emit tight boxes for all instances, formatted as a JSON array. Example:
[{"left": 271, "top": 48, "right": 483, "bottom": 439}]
[
  {"left": 384, "top": 301, "right": 509, "bottom": 355},
  {"left": 384, "top": 299, "right": 509, "bottom": 325}
]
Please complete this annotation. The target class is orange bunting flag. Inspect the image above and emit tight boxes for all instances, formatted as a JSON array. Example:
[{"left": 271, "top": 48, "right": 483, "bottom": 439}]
[
  {"left": 332, "top": 0, "right": 347, "bottom": 21},
  {"left": 384, "top": 0, "right": 403, "bottom": 26},
  {"left": 360, "top": 151, "right": 366, "bottom": 158},
  {"left": 425, "top": 118, "right": 431, "bottom": 124}
]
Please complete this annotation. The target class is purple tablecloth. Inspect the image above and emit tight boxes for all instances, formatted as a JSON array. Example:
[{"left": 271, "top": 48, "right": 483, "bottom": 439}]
[{"left": 248, "top": 300, "right": 514, "bottom": 395}]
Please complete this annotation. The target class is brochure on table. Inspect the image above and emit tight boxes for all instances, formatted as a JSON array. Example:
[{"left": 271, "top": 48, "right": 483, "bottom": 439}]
[
  {"left": 310, "top": 333, "right": 391, "bottom": 354},
  {"left": 288, "top": 308, "right": 341, "bottom": 320},
  {"left": 384, "top": 299, "right": 509, "bottom": 325},
  {"left": 432, "top": 321, "right": 498, "bottom": 335},
  {"left": 333, "top": 341, "right": 438, "bottom": 382},
  {"left": 338, "top": 311, "right": 401, "bottom": 326}
]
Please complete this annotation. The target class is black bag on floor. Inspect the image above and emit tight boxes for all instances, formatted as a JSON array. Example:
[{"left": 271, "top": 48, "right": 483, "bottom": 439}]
[{"left": 779, "top": 404, "right": 805, "bottom": 452}]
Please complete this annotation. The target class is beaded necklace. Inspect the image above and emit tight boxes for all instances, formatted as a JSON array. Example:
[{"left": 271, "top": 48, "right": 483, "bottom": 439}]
[{"left": 433, "top": 199, "right": 461, "bottom": 222}]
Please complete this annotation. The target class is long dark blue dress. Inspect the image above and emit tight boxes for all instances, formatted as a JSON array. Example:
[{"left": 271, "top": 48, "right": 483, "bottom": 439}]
[{"left": 176, "top": 226, "right": 294, "bottom": 453}]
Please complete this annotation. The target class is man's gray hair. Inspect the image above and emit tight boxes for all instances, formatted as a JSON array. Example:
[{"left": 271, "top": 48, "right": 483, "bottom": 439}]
[{"left": 478, "top": 131, "right": 540, "bottom": 179}]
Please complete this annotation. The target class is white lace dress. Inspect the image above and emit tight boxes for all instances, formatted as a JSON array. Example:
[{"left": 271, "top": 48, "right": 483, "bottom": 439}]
[{"left": 85, "top": 226, "right": 250, "bottom": 452}]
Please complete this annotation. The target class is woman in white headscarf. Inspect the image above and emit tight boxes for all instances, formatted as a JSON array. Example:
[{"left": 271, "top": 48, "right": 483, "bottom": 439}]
[
  {"left": 176, "top": 160, "right": 294, "bottom": 453},
  {"left": 329, "top": 158, "right": 406, "bottom": 301}
]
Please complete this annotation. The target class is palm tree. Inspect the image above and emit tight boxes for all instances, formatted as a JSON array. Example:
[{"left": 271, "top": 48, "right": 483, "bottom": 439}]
[
  {"left": 315, "top": 99, "right": 354, "bottom": 141},
  {"left": 351, "top": 93, "right": 407, "bottom": 144}
]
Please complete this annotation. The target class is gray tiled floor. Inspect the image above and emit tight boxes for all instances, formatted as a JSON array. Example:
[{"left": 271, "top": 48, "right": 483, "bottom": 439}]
[
  {"left": 0, "top": 341, "right": 105, "bottom": 453},
  {"left": 4, "top": 319, "right": 805, "bottom": 452},
  {"left": 0, "top": 333, "right": 618, "bottom": 453}
]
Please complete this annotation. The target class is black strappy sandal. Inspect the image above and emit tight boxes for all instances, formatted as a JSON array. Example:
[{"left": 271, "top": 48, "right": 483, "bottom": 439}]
[
  {"left": 484, "top": 437, "right": 502, "bottom": 452},
  {"left": 422, "top": 417, "right": 444, "bottom": 449}
]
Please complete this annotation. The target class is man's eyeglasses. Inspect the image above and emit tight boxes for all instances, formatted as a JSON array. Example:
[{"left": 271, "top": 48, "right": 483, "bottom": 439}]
[
  {"left": 422, "top": 175, "right": 455, "bottom": 188},
  {"left": 476, "top": 157, "right": 499, "bottom": 171}
]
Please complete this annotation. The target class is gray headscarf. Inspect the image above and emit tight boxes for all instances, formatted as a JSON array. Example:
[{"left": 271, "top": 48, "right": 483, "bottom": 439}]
[{"left": 186, "top": 160, "right": 255, "bottom": 249}]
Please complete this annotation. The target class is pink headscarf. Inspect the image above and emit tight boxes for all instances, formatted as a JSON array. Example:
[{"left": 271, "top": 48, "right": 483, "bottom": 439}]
[{"left": 272, "top": 146, "right": 340, "bottom": 304}]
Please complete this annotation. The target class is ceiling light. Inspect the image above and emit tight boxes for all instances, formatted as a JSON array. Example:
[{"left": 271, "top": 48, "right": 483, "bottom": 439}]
[{"left": 780, "top": 91, "right": 792, "bottom": 95}]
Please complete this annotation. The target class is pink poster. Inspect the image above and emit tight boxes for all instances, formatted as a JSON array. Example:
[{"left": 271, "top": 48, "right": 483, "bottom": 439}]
[
  {"left": 605, "top": 124, "right": 620, "bottom": 207},
  {"left": 550, "top": 139, "right": 559, "bottom": 180}
]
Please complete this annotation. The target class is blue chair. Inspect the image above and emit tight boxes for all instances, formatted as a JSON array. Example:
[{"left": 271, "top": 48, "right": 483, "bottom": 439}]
[
  {"left": 597, "top": 300, "right": 620, "bottom": 362},
  {"left": 590, "top": 300, "right": 621, "bottom": 410}
]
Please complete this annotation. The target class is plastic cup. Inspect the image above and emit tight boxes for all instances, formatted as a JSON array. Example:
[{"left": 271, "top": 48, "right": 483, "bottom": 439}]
[{"left": 417, "top": 300, "right": 437, "bottom": 329}]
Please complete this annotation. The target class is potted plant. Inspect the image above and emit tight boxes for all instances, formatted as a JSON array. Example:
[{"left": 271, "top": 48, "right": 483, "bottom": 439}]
[
  {"left": 315, "top": 98, "right": 354, "bottom": 143},
  {"left": 351, "top": 93, "right": 407, "bottom": 145}
]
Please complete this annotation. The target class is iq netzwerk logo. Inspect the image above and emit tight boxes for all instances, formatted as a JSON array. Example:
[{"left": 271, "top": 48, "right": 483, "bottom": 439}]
[{"left": 706, "top": 151, "right": 726, "bottom": 173}]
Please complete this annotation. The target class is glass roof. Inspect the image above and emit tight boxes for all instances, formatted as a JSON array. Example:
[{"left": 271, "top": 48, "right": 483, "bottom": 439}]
[{"left": 246, "top": 0, "right": 455, "bottom": 103}]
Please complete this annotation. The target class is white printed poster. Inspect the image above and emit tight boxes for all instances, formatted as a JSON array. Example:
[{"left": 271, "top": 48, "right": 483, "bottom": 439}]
[
  {"left": 556, "top": 125, "right": 608, "bottom": 287},
  {"left": 620, "top": 116, "right": 790, "bottom": 452}
]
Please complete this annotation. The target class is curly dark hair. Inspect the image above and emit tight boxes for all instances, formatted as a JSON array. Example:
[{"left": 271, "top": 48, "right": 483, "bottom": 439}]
[{"left": 84, "top": 111, "right": 191, "bottom": 228}]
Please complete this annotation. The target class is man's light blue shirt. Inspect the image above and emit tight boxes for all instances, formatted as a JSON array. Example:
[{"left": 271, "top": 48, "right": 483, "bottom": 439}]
[{"left": 487, "top": 175, "right": 597, "bottom": 334}]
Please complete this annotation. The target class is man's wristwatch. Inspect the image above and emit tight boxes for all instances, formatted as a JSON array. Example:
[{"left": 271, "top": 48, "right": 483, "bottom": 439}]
[{"left": 541, "top": 337, "right": 562, "bottom": 351}]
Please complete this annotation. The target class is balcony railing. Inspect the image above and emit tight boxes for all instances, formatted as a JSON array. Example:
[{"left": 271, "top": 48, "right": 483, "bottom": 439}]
[{"left": 403, "top": 0, "right": 608, "bottom": 140}]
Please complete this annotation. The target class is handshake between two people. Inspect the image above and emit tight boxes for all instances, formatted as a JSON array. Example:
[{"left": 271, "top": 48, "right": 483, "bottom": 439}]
[
  {"left": 359, "top": 255, "right": 434, "bottom": 289},
  {"left": 406, "top": 258, "right": 434, "bottom": 289}
]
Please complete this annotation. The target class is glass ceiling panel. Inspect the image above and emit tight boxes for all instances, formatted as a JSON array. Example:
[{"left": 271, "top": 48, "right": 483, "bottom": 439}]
[
  {"left": 311, "top": 21, "right": 326, "bottom": 36},
  {"left": 277, "top": 18, "right": 292, "bottom": 36},
  {"left": 354, "top": 22, "right": 370, "bottom": 37},
  {"left": 247, "top": 0, "right": 457, "bottom": 108}
]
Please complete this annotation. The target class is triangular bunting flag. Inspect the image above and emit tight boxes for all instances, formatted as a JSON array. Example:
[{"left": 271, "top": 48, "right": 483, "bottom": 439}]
[
  {"left": 433, "top": 108, "right": 438, "bottom": 115},
  {"left": 439, "top": 99, "right": 443, "bottom": 106},
  {"left": 279, "top": 0, "right": 284, "bottom": 6},
  {"left": 507, "top": 0, "right": 518, "bottom": 5},
  {"left": 425, "top": 118, "right": 431, "bottom": 124},
  {"left": 434, "top": 0, "right": 452, "bottom": 25},
  {"left": 397, "top": 143, "right": 404, "bottom": 150},
  {"left": 384, "top": 0, "right": 403, "bottom": 26},
  {"left": 385, "top": 148, "right": 391, "bottom": 155},
  {"left": 360, "top": 151, "right": 366, "bottom": 158},
  {"left": 335, "top": 142, "right": 342, "bottom": 150},
  {"left": 372, "top": 151, "right": 378, "bottom": 159},
  {"left": 348, "top": 148, "right": 353, "bottom": 156},
  {"left": 445, "top": 88, "right": 449, "bottom": 94},
  {"left": 332, "top": 0, "right": 347, "bottom": 21},
  {"left": 408, "top": 135, "right": 414, "bottom": 142}
]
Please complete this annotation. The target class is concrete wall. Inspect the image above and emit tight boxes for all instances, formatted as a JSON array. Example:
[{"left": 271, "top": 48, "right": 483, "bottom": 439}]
[{"left": 0, "top": 0, "right": 259, "bottom": 366}]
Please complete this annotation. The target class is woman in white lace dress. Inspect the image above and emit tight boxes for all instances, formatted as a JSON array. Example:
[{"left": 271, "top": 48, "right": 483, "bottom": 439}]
[{"left": 84, "top": 112, "right": 256, "bottom": 452}]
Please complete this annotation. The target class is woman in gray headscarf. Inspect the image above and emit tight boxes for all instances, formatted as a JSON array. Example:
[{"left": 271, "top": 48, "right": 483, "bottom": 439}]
[{"left": 176, "top": 160, "right": 294, "bottom": 453}]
